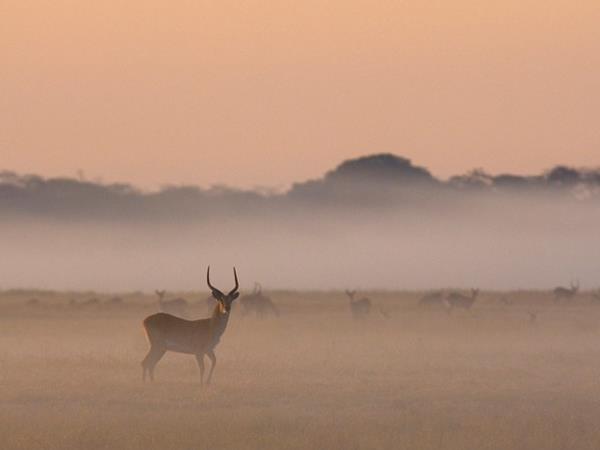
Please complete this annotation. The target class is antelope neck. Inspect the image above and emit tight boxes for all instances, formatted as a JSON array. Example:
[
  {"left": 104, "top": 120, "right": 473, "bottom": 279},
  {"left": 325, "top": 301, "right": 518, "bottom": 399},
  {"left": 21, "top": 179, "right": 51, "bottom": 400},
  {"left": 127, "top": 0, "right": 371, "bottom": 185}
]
[{"left": 209, "top": 303, "right": 230, "bottom": 340}]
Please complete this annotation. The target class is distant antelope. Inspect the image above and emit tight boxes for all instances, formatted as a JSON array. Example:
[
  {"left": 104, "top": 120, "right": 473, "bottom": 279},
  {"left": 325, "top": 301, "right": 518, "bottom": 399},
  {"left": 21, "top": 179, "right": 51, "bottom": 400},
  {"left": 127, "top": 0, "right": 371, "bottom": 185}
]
[
  {"left": 83, "top": 298, "right": 99, "bottom": 307},
  {"left": 553, "top": 280, "right": 579, "bottom": 302},
  {"left": 68, "top": 297, "right": 99, "bottom": 309},
  {"left": 446, "top": 289, "right": 479, "bottom": 310},
  {"left": 142, "top": 267, "right": 240, "bottom": 385},
  {"left": 527, "top": 311, "right": 538, "bottom": 324},
  {"left": 345, "top": 290, "right": 371, "bottom": 319},
  {"left": 155, "top": 290, "right": 189, "bottom": 317},
  {"left": 26, "top": 298, "right": 40, "bottom": 307},
  {"left": 105, "top": 296, "right": 123, "bottom": 306},
  {"left": 419, "top": 291, "right": 445, "bottom": 307},
  {"left": 498, "top": 295, "right": 512, "bottom": 306},
  {"left": 377, "top": 306, "right": 391, "bottom": 319},
  {"left": 240, "top": 283, "right": 279, "bottom": 318}
]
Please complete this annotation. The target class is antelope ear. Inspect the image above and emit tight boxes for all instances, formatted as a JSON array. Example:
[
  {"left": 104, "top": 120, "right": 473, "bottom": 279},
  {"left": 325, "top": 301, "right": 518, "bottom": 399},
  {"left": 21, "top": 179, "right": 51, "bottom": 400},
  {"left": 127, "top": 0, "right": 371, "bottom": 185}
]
[
  {"left": 231, "top": 292, "right": 240, "bottom": 300},
  {"left": 211, "top": 290, "right": 223, "bottom": 300}
]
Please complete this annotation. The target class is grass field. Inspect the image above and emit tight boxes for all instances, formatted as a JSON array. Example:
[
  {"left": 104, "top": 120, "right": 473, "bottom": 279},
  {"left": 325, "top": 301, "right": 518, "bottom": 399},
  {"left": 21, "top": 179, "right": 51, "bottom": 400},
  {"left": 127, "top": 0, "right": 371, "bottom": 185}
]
[{"left": 2, "top": 290, "right": 600, "bottom": 450}]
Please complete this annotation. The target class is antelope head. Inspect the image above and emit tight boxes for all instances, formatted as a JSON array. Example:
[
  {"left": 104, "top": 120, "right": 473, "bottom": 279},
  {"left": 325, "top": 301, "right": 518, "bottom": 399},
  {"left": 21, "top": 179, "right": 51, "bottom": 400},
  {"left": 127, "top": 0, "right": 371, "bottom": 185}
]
[
  {"left": 571, "top": 280, "right": 580, "bottom": 293},
  {"left": 207, "top": 266, "right": 240, "bottom": 314},
  {"left": 345, "top": 290, "right": 356, "bottom": 301},
  {"left": 155, "top": 290, "right": 166, "bottom": 301}
]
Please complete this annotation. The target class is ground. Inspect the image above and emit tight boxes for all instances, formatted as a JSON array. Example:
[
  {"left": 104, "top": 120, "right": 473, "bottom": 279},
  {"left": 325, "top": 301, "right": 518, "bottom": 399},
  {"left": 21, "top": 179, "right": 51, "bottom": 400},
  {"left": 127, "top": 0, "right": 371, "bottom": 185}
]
[{"left": 1, "top": 290, "right": 600, "bottom": 450}]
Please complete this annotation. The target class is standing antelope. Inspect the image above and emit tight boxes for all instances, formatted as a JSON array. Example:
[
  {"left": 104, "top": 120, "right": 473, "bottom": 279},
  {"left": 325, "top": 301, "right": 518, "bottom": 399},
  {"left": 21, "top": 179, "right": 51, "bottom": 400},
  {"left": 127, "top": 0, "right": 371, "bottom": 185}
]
[
  {"left": 105, "top": 296, "right": 123, "bottom": 306},
  {"left": 345, "top": 290, "right": 371, "bottom": 319},
  {"left": 419, "top": 291, "right": 445, "bottom": 307},
  {"left": 527, "top": 311, "right": 538, "bottom": 324},
  {"left": 240, "top": 283, "right": 279, "bottom": 318},
  {"left": 155, "top": 290, "right": 189, "bottom": 317},
  {"left": 142, "top": 267, "right": 240, "bottom": 385},
  {"left": 553, "top": 280, "right": 579, "bottom": 302},
  {"left": 498, "top": 295, "right": 512, "bottom": 306},
  {"left": 446, "top": 289, "right": 479, "bottom": 310}
]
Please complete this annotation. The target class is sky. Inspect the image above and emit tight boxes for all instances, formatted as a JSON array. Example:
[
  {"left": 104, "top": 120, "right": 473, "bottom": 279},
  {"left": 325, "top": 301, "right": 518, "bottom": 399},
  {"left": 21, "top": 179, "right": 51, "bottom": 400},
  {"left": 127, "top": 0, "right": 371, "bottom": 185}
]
[{"left": 2, "top": 0, "right": 600, "bottom": 189}]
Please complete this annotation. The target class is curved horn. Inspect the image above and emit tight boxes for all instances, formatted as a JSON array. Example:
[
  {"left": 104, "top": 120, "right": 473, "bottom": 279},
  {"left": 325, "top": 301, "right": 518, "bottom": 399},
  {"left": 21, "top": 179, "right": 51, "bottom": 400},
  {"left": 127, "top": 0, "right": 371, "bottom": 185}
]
[
  {"left": 228, "top": 267, "right": 239, "bottom": 295},
  {"left": 207, "top": 266, "right": 224, "bottom": 296}
]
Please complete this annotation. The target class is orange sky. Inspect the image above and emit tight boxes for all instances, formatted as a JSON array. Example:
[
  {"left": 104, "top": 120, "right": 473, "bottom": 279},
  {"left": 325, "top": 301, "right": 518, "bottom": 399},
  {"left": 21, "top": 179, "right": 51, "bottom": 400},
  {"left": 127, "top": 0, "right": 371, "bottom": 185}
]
[{"left": 2, "top": 0, "right": 600, "bottom": 189}]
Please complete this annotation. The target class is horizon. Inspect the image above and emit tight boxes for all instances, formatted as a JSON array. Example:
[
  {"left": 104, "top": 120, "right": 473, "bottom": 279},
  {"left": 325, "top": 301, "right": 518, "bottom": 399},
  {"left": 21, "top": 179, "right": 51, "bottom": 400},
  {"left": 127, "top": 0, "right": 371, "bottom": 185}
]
[
  {"left": 1, "top": 152, "right": 598, "bottom": 292},
  {"left": 3, "top": 152, "right": 599, "bottom": 192}
]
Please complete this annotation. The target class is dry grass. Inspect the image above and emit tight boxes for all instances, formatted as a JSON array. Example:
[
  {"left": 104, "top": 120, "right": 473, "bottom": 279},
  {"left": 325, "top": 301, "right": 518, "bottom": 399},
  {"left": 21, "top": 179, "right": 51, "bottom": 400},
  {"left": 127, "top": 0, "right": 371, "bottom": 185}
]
[{"left": 2, "top": 290, "right": 600, "bottom": 449}]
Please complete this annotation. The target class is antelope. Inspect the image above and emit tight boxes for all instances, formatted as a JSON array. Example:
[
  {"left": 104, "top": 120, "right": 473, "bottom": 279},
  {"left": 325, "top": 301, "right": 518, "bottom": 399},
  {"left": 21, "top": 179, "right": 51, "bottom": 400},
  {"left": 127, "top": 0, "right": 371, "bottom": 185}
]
[
  {"left": 105, "top": 296, "right": 123, "bottom": 306},
  {"left": 377, "top": 305, "right": 391, "bottom": 319},
  {"left": 155, "top": 290, "right": 189, "bottom": 317},
  {"left": 141, "top": 267, "right": 240, "bottom": 385},
  {"left": 553, "top": 280, "right": 579, "bottom": 302},
  {"left": 26, "top": 297, "right": 40, "bottom": 307},
  {"left": 446, "top": 289, "right": 479, "bottom": 310},
  {"left": 527, "top": 311, "right": 538, "bottom": 324},
  {"left": 419, "top": 291, "right": 445, "bottom": 307},
  {"left": 345, "top": 290, "right": 371, "bottom": 319},
  {"left": 498, "top": 295, "right": 512, "bottom": 305},
  {"left": 240, "top": 283, "right": 279, "bottom": 318}
]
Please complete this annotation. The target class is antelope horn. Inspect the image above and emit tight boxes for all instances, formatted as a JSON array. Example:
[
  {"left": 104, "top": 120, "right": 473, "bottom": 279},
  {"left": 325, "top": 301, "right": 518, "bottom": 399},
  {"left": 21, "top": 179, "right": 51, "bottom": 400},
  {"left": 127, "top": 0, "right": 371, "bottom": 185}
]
[
  {"left": 207, "top": 266, "right": 224, "bottom": 296},
  {"left": 228, "top": 267, "right": 239, "bottom": 296}
]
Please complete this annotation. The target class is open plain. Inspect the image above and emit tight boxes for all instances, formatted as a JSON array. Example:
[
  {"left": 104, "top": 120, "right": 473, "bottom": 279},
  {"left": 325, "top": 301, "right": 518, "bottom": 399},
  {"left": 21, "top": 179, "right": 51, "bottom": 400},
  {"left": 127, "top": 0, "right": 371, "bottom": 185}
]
[{"left": 2, "top": 290, "right": 600, "bottom": 450}]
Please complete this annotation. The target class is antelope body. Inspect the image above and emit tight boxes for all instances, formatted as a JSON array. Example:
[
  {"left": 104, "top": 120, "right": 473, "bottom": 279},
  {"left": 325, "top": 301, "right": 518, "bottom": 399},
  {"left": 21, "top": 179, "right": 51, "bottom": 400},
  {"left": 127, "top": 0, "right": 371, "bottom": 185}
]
[
  {"left": 142, "top": 267, "right": 239, "bottom": 385},
  {"left": 446, "top": 289, "right": 479, "bottom": 310},
  {"left": 553, "top": 281, "right": 579, "bottom": 302},
  {"left": 346, "top": 290, "right": 371, "bottom": 319}
]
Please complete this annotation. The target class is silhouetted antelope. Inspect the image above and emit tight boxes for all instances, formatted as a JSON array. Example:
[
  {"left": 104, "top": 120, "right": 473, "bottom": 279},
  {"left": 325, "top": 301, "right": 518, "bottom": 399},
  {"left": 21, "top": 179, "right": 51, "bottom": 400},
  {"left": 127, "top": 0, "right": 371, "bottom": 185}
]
[
  {"left": 446, "top": 289, "right": 479, "bottom": 310},
  {"left": 553, "top": 280, "right": 579, "bottom": 302},
  {"left": 142, "top": 267, "right": 240, "bottom": 385},
  {"left": 345, "top": 290, "right": 371, "bottom": 319},
  {"left": 155, "top": 290, "right": 188, "bottom": 317},
  {"left": 240, "top": 283, "right": 279, "bottom": 318}
]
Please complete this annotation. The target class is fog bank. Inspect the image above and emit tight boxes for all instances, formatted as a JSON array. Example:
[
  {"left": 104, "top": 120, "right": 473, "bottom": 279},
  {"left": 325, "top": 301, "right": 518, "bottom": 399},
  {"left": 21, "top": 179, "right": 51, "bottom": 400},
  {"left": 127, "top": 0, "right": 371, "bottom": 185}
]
[{"left": 1, "top": 154, "right": 598, "bottom": 291}]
